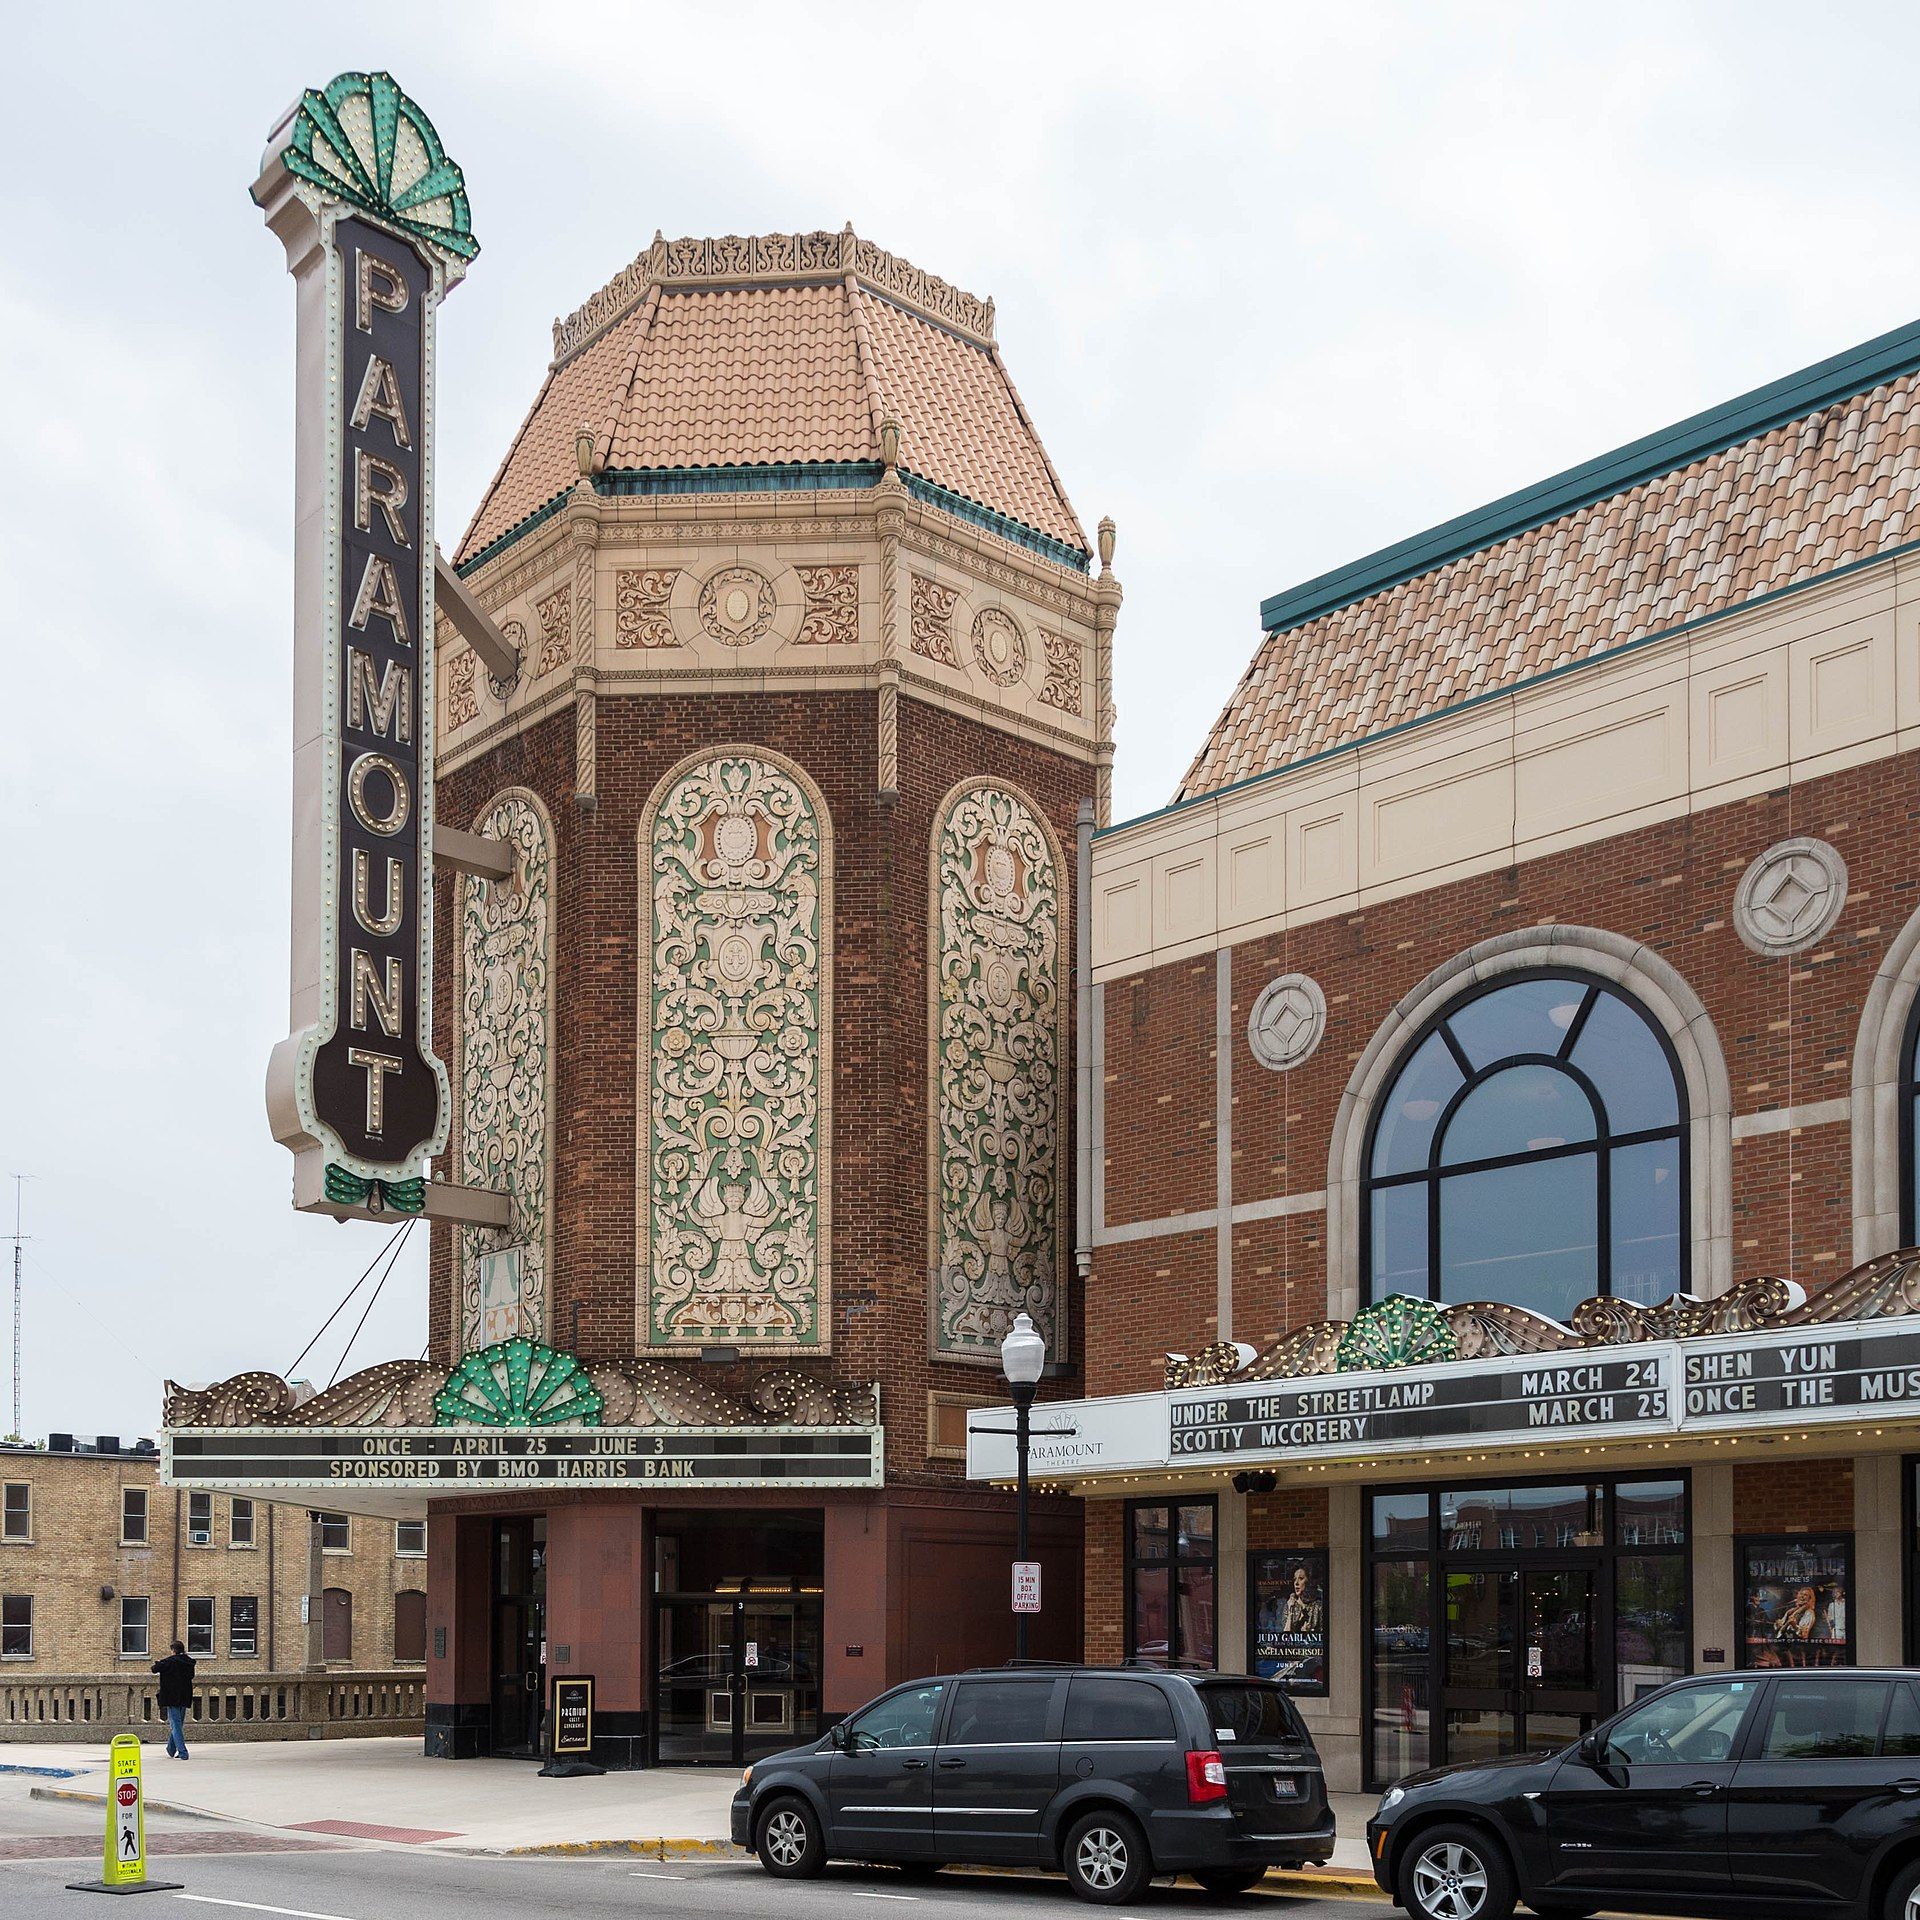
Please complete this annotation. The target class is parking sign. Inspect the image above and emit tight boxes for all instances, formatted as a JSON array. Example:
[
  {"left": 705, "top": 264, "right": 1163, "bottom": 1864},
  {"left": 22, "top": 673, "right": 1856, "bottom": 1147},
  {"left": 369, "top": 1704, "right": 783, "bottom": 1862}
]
[{"left": 1012, "top": 1560, "right": 1041, "bottom": 1614}]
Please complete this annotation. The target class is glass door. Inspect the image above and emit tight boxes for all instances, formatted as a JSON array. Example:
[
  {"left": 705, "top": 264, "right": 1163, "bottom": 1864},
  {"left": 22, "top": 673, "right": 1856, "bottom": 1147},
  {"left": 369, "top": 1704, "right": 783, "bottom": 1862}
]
[
  {"left": 1440, "top": 1562, "right": 1600, "bottom": 1766},
  {"left": 1520, "top": 1565, "right": 1600, "bottom": 1750},
  {"left": 490, "top": 1518, "right": 546, "bottom": 1758},
  {"left": 655, "top": 1593, "right": 824, "bottom": 1766},
  {"left": 1442, "top": 1566, "right": 1516, "bottom": 1764}
]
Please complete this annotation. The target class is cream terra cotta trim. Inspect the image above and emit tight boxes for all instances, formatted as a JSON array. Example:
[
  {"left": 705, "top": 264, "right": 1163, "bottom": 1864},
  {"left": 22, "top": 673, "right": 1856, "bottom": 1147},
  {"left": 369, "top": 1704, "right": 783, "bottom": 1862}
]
[
  {"left": 924, "top": 774, "right": 1072, "bottom": 1368},
  {"left": 635, "top": 744, "right": 835, "bottom": 1356},
  {"left": 1851, "top": 897, "right": 1920, "bottom": 1263}
]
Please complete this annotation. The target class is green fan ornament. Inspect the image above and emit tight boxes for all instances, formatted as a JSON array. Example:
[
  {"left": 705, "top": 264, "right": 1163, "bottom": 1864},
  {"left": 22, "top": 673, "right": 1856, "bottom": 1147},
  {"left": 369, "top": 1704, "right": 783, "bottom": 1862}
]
[
  {"left": 435, "top": 1338, "right": 603, "bottom": 1428},
  {"left": 1335, "top": 1295, "right": 1458, "bottom": 1373},
  {"left": 283, "top": 71, "right": 478, "bottom": 263}
]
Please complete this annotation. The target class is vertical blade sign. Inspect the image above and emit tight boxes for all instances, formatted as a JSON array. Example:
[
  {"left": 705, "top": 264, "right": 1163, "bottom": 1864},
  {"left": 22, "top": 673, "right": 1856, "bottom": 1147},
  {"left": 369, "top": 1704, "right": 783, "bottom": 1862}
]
[{"left": 253, "top": 73, "right": 476, "bottom": 1213}]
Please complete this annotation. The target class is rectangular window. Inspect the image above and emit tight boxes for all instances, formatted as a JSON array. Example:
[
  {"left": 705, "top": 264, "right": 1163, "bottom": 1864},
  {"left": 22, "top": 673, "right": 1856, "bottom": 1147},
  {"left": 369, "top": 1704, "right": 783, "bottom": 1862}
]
[
  {"left": 1759, "top": 1678, "right": 1888, "bottom": 1758},
  {"left": 945, "top": 1677, "right": 1055, "bottom": 1744},
  {"left": 120, "top": 1488, "right": 147, "bottom": 1546},
  {"left": 395, "top": 1520, "right": 426, "bottom": 1557},
  {"left": 1062, "top": 1675, "right": 1176, "bottom": 1742},
  {"left": 1737, "top": 1535, "right": 1854, "bottom": 1669},
  {"left": 229, "top": 1596, "right": 258, "bottom": 1659},
  {"left": 1, "top": 1595, "right": 30, "bottom": 1658},
  {"left": 319, "top": 1513, "right": 350, "bottom": 1554},
  {"left": 1124, "top": 1497, "right": 1216, "bottom": 1667},
  {"left": 187, "top": 1492, "right": 212, "bottom": 1545},
  {"left": 229, "top": 1499, "right": 254, "bottom": 1549},
  {"left": 185, "top": 1596, "right": 214, "bottom": 1657},
  {"left": 2, "top": 1484, "right": 28, "bottom": 1542},
  {"left": 119, "top": 1596, "right": 149, "bottom": 1657}
]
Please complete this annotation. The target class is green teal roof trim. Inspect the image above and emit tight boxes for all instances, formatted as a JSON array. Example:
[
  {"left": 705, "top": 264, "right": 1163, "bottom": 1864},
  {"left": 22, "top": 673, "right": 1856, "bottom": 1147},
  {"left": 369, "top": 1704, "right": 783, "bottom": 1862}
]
[
  {"left": 1258, "top": 313, "right": 1920, "bottom": 635},
  {"left": 457, "top": 465, "right": 1091, "bottom": 575},
  {"left": 1103, "top": 534, "right": 1920, "bottom": 844}
]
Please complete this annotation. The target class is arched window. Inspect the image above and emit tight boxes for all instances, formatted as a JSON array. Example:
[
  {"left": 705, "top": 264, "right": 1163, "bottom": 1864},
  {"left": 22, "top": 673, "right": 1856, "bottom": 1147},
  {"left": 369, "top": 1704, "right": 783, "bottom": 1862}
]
[
  {"left": 1902, "top": 998, "right": 1920, "bottom": 1249},
  {"left": 1363, "top": 972, "right": 1686, "bottom": 1322}
]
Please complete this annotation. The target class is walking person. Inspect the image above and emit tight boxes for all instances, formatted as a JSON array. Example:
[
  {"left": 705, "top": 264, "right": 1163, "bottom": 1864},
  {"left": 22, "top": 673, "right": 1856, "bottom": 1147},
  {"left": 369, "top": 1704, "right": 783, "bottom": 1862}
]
[{"left": 151, "top": 1639, "right": 195, "bottom": 1759}]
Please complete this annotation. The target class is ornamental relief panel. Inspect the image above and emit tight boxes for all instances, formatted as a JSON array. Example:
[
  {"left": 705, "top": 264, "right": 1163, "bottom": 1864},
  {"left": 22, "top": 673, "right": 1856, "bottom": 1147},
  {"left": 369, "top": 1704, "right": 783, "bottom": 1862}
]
[
  {"left": 642, "top": 752, "right": 831, "bottom": 1351},
  {"left": 930, "top": 782, "right": 1064, "bottom": 1362},
  {"left": 795, "top": 564, "right": 860, "bottom": 644},
  {"left": 1038, "top": 631, "right": 1082, "bottom": 715},
  {"left": 615, "top": 567, "right": 681, "bottom": 647},
  {"left": 534, "top": 582, "right": 573, "bottom": 676},
  {"left": 457, "top": 790, "right": 556, "bottom": 1355},
  {"left": 909, "top": 574, "right": 962, "bottom": 666}
]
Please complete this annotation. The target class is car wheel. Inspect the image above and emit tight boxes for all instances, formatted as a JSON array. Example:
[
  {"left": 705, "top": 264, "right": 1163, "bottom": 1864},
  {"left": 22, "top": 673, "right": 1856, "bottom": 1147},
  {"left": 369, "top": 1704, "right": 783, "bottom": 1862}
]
[
  {"left": 755, "top": 1796, "right": 825, "bottom": 1879},
  {"left": 1885, "top": 1857, "right": 1920, "bottom": 1920},
  {"left": 1401, "top": 1823, "right": 1515, "bottom": 1920},
  {"left": 1194, "top": 1867, "right": 1268, "bottom": 1896},
  {"left": 1063, "top": 1809, "right": 1151, "bottom": 1904}
]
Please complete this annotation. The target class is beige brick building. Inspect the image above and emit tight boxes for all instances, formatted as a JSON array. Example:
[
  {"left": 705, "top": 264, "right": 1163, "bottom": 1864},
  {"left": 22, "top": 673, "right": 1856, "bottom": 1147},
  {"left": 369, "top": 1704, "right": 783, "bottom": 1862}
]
[{"left": 0, "top": 1437, "right": 427, "bottom": 1677}]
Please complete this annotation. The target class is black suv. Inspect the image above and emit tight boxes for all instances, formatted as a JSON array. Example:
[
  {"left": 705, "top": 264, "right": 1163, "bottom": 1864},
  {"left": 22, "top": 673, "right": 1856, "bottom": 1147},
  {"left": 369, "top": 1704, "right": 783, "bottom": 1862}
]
[
  {"left": 731, "top": 1663, "right": 1335, "bottom": 1902},
  {"left": 1368, "top": 1668, "right": 1920, "bottom": 1920}
]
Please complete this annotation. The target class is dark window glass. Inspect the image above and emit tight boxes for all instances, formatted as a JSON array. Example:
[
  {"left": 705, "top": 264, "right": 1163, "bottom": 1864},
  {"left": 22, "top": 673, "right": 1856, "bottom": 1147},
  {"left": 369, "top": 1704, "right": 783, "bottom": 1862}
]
[
  {"left": 1131, "top": 1566, "right": 1170, "bottom": 1663},
  {"left": 1063, "top": 1677, "right": 1176, "bottom": 1742},
  {"left": 319, "top": 1513, "right": 350, "bottom": 1553},
  {"left": 1443, "top": 1484, "right": 1599, "bottom": 1553},
  {"left": 1126, "top": 1499, "right": 1216, "bottom": 1666},
  {"left": 1449, "top": 977, "right": 1588, "bottom": 1073},
  {"left": 1885, "top": 1684, "right": 1920, "bottom": 1758},
  {"left": 1199, "top": 1683, "right": 1305, "bottom": 1745},
  {"left": 1176, "top": 1504, "right": 1214, "bottom": 1557},
  {"left": 1614, "top": 1480, "right": 1685, "bottom": 1547},
  {"left": 1, "top": 1595, "right": 29, "bottom": 1657},
  {"left": 120, "top": 1597, "right": 149, "bottom": 1656},
  {"left": 1604, "top": 1680, "right": 1755, "bottom": 1764},
  {"left": 186, "top": 1597, "right": 214, "bottom": 1656},
  {"left": 1759, "top": 1680, "right": 1889, "bottom": 1759},
  {"left": 1370, "top": 1558, "right": 1431, "bottom": 1783},
  {"left": 1364, "top": 974, "right": 1686, "bottom": 1318},
  {"left": 121, "top": 1489, "right": 147, "bottom": 1545},
  {"left": 1616, "top": 1556, "right": 1687, "bottom": 1700},
  {"left": 229, "top": 1597, "right": 258, "bottom": 1659},
  {"left": 1441, "top": 1154, "right": 1598, "bottom": 1313},
  {"left": 946, "top": 1679, "right": 1052, "bottom": 1744},
  {"left": 1130, "top": 1506, "right": 1168, "bottom": 1560},
  {"left": 847, "top": 1682, "right": 944, "bottom": 1750},
  {"left": 229, "top": 1498, "right": 254, "bottom": 1547},
  {"left": 393, "top": 1590, "right": 427, "bottom": 1663},
  {"left": 396, "top": 1520, "right": 426, "bottom": 1556},
  {"left": 2, "top": 1484, "right": 27, "bottom": 1540},
  {"left": 1371, "top": 1033, "right": 1462, "bottom": 1175},
  {"left": 1178, "top": 1565, "right": 1217, "bottom": 1667},
  {"left": 188, "top": 1492, "right": 212, "bottom": 1539},
  {"left": 1371, "top": 1492, "right": 1431, "bottom": 1549}
]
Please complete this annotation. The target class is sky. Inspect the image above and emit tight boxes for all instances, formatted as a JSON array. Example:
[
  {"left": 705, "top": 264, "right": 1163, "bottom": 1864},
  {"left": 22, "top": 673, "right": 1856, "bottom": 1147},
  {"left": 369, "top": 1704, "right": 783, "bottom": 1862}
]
[{"left": 4, "top": 0, "right": 1919, "bottom": 1441}]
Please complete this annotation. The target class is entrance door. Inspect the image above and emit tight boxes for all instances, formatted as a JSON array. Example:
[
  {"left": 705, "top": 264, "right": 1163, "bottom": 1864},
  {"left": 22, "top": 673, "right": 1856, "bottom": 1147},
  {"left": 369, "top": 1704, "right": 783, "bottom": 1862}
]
[
  {"left": 490, "top": 1519, "right": 546, "bottom": 1758},
  {"left": 655, "top": 1594, "right": 822, "bottom": 1766},
  {"left": 1442, "top": 1563, "right": 1600, "bottom": 1764}
]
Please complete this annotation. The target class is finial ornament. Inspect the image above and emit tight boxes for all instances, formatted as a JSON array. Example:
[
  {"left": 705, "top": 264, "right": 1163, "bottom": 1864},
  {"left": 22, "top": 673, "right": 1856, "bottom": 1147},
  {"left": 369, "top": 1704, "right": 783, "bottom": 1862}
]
[
  {"left": 279, "top": 71, "right": 477, "bottom": 263},
  {"left": 1097, "top": 516, "right": 1116, "bottom": 571},
  {"left": 575, "top": 425, "right": 597, "bottom": 478},
  {"left": 879, "top": 414, "right": 901, "bottom": 473}
]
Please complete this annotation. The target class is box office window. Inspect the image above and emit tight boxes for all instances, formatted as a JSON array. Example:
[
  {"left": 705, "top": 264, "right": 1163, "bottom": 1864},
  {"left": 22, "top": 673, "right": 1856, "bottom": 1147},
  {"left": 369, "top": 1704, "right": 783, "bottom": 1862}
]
[
  {"left": 1365, "top": 1474, "right": 1688, "bottom": 1791},
  {"left": 229, "top": 1596, "right": 258, "bottom": 1660},
  {"left": 1, "top": 1596, "right": 30, "bottom": 1658},
  {"left": 230, "top": 1499, "right": 254, "bottom": 1548},
  {"left": 1125, "top": 1498, "right": 1216, "bottom": 1668},
  {"left": 1738, "top": 1535, "right": 1853, "bottom": 1669},
  {"left": 185, "top": 1596, "right": 214, "bottom": 1657},
  {"left": 2, "top": 1484, "right": 27, "bottom": 1542},
  {"left": 1363, "top": 973, "right": 1687, "bottom": 1324}
]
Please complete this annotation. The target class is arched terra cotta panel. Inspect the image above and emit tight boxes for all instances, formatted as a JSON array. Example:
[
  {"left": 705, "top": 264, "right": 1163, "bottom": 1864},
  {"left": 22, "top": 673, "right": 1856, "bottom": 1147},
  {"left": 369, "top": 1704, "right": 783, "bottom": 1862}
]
[
  {"left": 457, "top": 789, "right": 556, "bottom": 1353},
  {"left": 929, "top": 779, "right": 1067, "bottom": 1362},
  {"left": 640, "top": 750, "right": 832, "bottom": 1351}
]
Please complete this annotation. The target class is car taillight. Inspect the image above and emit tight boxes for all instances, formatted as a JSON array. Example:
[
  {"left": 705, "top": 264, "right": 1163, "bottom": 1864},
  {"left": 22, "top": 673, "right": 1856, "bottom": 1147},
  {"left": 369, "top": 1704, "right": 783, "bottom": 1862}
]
[{"left": 1186, "top": 1749, "right": 1228, "bottom": 1804}]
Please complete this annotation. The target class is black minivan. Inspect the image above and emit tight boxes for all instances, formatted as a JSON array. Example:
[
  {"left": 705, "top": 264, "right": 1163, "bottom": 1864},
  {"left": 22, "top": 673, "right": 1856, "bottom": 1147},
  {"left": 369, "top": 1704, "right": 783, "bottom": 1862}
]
[
  {"left": 1368, "top": 1668, "right": 1920, "bottom": 1920},
  {"left": 731, "top": 1664, "right": 1335, "bottom": 1902}
]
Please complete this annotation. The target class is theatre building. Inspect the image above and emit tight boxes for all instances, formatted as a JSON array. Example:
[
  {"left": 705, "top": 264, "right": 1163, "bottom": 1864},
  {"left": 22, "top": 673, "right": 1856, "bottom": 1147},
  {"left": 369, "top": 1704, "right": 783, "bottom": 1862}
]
[
  {"left": 171, "top": 221, "right": 1109, "bottom": 1765},
  {"left": 969, "top": 318, "right": 1920, "bottom": 1792}
]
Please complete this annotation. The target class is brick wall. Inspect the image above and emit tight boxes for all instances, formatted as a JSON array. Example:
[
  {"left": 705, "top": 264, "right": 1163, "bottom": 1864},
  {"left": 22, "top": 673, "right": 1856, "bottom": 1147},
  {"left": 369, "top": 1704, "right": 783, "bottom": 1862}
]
[
  {"left": 1246, "top": 1487, "right": 1330, "bottom": 1553},
  {"left": 1090, "top": 751, "right": 1920, "bottom": 1389},
  {"left": 0, "top": 1452, "right": 424, "bottom": 1673},
  {"left": 430, "top": 689, "right": 1096, "bottom": 1482},
  {"left": 1084, "top": 1498, "right": 1124, "bottom": 1663},
  {"left": 1731, "top": 1459, "right": 1857, "bottom": 1534}
]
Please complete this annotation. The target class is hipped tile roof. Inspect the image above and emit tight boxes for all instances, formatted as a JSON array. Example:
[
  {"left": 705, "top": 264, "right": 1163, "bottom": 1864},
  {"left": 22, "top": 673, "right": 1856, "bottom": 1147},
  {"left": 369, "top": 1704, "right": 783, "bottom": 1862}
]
[
  {"left": 1178, "top": 361, "right": 1920, "bottom": 802},
  {"left": 456, "top": 229, "right": 1085, "bottom": 564}
]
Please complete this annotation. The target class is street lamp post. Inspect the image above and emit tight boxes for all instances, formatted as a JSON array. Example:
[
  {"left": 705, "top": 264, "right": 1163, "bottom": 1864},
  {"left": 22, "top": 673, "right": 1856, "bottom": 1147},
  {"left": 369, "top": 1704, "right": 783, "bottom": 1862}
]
[{"left": 1000, "top": 1311, "right": 1046, "bottom": 1661}]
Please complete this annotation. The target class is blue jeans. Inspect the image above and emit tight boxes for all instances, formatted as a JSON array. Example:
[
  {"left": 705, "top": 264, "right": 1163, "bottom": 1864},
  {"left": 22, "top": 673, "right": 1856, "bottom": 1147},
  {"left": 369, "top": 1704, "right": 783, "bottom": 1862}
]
[{"left": 165, "top": 1706, "right": 188, "bottom": 1758}]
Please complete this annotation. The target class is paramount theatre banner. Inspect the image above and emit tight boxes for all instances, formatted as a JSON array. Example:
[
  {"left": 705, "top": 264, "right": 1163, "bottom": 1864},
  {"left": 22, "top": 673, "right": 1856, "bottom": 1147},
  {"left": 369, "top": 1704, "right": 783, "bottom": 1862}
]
[
  {"left": 967, "top": 1257, "right": 1920, "bottom": 1483},
  {"left": 256, "top": 72, "right": 476, "bottom": 1214}
]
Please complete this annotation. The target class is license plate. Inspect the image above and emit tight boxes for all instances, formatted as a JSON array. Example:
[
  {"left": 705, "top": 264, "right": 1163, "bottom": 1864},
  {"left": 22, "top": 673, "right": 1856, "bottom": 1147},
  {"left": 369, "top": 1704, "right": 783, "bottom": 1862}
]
[{"left": 1271, "top": 1775, "right": 1299, "bottom": 1798}]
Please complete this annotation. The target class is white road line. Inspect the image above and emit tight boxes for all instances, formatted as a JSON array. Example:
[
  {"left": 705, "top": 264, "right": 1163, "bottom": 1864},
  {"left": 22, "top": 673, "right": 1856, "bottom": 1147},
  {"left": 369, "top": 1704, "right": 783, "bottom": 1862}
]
[
  {"left": 628, "top": 1869, "right": 685, "bottom": 1880},
  {"left": 174, "top": 1898, "right": 362, "bottom": 1920},
  {"left": 849, "top": 1894, "right": 918, "bottom": 1903}
]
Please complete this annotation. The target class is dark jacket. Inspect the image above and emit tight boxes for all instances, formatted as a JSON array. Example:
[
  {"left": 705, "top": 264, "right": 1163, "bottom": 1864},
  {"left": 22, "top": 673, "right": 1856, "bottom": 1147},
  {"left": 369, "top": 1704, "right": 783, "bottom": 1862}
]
[{"left": 151, "top": 1653, "right": 195, "bottom": 1710}]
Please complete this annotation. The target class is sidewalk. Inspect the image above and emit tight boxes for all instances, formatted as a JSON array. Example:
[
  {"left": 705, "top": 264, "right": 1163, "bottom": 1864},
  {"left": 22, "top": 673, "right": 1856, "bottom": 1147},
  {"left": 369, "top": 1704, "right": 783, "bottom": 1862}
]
[{"left": 4, "top": 1736, "right": 1378, "bottom": 1876}]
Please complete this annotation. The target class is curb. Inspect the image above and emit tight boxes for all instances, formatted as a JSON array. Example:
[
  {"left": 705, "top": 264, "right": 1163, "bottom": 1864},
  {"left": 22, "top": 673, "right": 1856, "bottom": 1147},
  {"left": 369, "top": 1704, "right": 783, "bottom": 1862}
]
[
  {"left": 497, "top": 1837, "right": 736, "bottom": 1857},
  {"left": 30, "top": 1784, "right": 220, "bottom": 1823}
]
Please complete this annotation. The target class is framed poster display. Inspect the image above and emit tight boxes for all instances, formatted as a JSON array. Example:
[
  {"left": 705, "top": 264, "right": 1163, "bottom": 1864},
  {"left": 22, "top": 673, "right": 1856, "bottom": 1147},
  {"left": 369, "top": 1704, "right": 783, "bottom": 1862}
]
[
  {"left": 1249, "top": 1549, "right": 1329, "bottom": 1695},
  {"left": 1736, "top": 1535, "right": 1854, "bottom": 1669}
]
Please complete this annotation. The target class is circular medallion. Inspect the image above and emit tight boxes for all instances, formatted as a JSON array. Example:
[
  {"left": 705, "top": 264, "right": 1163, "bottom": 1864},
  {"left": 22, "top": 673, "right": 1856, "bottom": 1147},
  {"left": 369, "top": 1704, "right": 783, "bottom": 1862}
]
[
  {"left": 1247, "top": 972, "right": 1327, "bottom": 1071},
  {"left": 1733, "top": 836, "right": 1848, "bottom": 956},
  {"left": 971, "top": 607, "right": 1029, "bottom": 686},
  {"left": 698, "top": 566, "right": 777, "bottom": 647},
  {"left": 985, "top": 843, "right": 1018, "bottom": 899}
]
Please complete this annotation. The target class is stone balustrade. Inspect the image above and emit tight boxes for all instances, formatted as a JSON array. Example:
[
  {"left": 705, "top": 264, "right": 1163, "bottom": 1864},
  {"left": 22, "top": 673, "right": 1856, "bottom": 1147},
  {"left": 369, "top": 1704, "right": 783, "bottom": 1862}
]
[{"left": 0, "top": 1670, "right": 426, "bottom": 1743}]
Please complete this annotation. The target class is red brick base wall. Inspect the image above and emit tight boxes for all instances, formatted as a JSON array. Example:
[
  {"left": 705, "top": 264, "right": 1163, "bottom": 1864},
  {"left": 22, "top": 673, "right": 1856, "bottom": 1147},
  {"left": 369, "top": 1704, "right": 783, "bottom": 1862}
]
[{"left": 1731, "top": 1460, "right": 1856, "bottom": 1534}]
